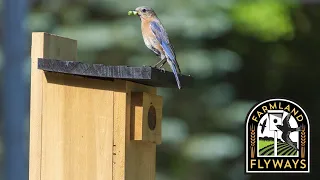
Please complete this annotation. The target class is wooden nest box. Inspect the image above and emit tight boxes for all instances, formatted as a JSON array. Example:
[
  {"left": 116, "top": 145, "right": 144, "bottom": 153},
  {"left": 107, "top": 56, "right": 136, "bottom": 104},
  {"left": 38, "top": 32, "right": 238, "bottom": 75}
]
[{"left": 29, "top": 32, "right": 193, "bottom": 180}]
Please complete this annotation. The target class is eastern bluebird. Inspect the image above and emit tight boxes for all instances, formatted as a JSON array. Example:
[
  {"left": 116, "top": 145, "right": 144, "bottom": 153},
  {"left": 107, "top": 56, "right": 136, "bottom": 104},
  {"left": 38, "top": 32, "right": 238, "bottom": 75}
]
[{"left": 129, "top": 6, "right": 182, "bottom": 89}]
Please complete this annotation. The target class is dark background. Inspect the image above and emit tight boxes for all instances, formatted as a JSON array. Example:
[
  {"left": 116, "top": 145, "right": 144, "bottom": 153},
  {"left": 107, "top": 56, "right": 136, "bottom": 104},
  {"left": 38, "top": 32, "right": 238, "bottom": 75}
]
[{"left": 0, "top": 0, "right": 319, "bottom": 179}]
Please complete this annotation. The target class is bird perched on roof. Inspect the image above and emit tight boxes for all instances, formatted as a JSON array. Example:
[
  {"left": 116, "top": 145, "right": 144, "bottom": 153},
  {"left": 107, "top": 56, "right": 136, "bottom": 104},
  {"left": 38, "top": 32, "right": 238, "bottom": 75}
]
[{"left": 128, "top": 6, "right": 182, "bottom": 89}]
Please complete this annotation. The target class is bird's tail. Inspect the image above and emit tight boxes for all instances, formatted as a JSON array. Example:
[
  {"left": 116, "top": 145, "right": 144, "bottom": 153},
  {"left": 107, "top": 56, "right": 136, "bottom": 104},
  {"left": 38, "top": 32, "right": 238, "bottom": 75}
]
[{"left": 167, "top": 59, "right": 181, "bottom": 89}]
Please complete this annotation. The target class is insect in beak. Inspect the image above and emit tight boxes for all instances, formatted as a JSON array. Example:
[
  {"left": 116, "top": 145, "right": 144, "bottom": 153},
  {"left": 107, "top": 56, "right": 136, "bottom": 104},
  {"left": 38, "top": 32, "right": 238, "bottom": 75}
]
[{"left": 128, "top": 10, "right": 138, "bottom": 16}]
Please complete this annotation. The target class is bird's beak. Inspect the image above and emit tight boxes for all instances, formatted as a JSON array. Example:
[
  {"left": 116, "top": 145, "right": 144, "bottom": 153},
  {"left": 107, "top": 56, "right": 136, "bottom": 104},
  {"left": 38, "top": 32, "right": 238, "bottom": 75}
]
[{"left": 128, "top": 10, "right": 138, "bottom": 16}]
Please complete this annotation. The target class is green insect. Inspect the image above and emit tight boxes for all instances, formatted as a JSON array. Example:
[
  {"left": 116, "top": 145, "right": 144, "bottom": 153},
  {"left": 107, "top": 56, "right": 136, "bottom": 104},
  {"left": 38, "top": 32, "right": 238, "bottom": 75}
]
[{"left": 128, "top": 10, "right": 138, "bottom": 16}]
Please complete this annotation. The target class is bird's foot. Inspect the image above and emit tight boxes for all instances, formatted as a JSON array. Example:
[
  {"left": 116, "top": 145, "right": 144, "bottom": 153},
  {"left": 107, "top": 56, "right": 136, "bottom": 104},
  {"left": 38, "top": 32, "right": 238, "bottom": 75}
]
[
  {"left": 151, "top": 64, "right": 165, "bottom": 72},
  {"left": 157, "top": 67, "right": 166, "bottom": 72}
]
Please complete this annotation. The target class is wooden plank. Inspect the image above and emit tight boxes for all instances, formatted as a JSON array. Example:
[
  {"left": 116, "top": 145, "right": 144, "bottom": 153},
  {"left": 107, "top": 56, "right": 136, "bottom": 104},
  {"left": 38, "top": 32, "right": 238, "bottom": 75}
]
[
  {"left": 41, "top": 73, "right": 114, "bottom": 180},
  {"left": 113, "top": 80, "right": 127, "bottom": 180},
  {"left": 30, "top": 32, "right": 77, "bottom": 180},
  {"left": 130, "top": 92, "right": 162, "bottom": 144},
  {"left": 38, "top": 58, "right": 195, "bottom": 88},
  {"left": 113, "top": 80, "right": 158, "bottom": 180},
  {"left": 31, "top": 32, "right": 162, "bottom": 180},
  {"left": 126, "top": 82, "right": 158, "bottom": 180}
]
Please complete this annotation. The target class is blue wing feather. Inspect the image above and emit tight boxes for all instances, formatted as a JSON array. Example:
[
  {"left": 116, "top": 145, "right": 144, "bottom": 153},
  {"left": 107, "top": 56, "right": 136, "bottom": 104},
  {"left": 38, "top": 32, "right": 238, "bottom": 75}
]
[
  {"left": 150, "top": 20, "right": 182, "bottom": 89},
  {"left": 161, "top": 43, "right": 175, "bottom": 61},
  {"left": 150, "top": 21, "right": 181, "bottom": 73},
  {"left": 150, "top": 21, "right": 169, "bottom": 43}
]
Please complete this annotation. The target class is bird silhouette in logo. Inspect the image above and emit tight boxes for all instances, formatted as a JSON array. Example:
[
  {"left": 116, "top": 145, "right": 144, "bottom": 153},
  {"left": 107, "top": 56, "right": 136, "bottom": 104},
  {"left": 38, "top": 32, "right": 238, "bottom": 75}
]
[
  {"left": 259, "top": 119, "right": 267, "bottom": 134},
  {"left": 276, "top": 113, "right": 302, "bottom": 151}
]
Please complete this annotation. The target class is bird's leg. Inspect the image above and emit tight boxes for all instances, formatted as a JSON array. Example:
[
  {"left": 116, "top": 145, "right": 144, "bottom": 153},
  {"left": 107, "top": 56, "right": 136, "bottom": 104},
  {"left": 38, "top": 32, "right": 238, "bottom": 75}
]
[
  {"left": 153, "top": 54, "right": 166, "bottom": 68},
  {"left": 153, "top": 58, "right": 166, "bottom": 68},
  {"left": 155, "top": 60, "right": 167, "bottom": 72},
  {"left": 157, "top": 61, "right": 167, "bottom": 72},
  {"left": 158, "top": 61, "right": 167, "bottom": 68}
]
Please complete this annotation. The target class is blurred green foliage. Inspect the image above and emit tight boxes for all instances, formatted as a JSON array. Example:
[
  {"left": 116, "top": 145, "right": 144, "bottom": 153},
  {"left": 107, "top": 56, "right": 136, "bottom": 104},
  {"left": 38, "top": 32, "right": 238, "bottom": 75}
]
[
  {"left": 231, "top": 0, "right": 296, "bottom": 41},
  {"left": 1, "top": 0, "right": 319, "bottom": 180}
]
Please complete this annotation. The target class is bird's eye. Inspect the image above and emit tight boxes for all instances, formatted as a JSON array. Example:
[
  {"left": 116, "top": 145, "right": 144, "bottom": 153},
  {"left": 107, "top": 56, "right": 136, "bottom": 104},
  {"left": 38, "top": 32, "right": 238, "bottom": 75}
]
[{"left": 142, "top": 9, "right": 146, "bottom": 13}]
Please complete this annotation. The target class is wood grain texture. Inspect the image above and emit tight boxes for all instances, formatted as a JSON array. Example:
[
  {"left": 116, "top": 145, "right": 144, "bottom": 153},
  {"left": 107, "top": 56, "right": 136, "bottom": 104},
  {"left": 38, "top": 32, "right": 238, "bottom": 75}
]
[
  {"left": 113, "top": 80, "right": 160, "bottom": 180},
  {"left": 126, "top": 82, "right": 158, "bottom": 180},
  {"left": 41, "top": 73, "right": 114, "bottom": 180},
  {"left": 31, "top": 32, "right": 162, "bottom": 180},
  {"left": 30, "top": 32, "right": 77, "bottom": 180},
  {"left": 131, "top": 92, "right": 162, "bottom": 144}
]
